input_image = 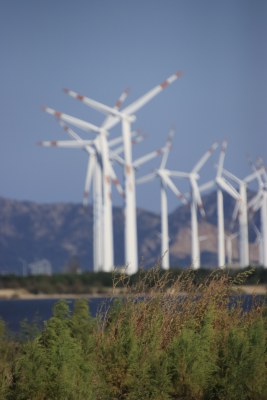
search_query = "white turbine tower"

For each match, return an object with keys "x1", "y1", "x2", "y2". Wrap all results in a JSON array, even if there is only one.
[
  {"x1": 61, "y1": 71, "x2": 183, "y2": 274},
  {"x1": 215, "y1": 141, "x2": 228, "y2": 268},
  {"x1": 136, "y1": 130, "x2": 188, "y2": 270},
  {"x1": 225, "y1": 232, "x2": 239, "y2": 266},
  {"x1": 251, "y1": 223, "x2": 264, "y2": 265},
  {"x1": 199, "y1": 141, "x2": 241, "y2": 268},
  {"x1": 248, "y1": 166, "x2": 267, "y2": 268},
  {"x1": 223, "y1": 168, "x2": 263, "y2": 267},
  {"x1": 170, "y1": 142, "x2": 218, "y2": 269}
]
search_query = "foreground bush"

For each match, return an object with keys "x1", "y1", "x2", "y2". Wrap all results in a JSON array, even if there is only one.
[{"x1": 0, "y1": 268, "x2": 266, "y2": 399}]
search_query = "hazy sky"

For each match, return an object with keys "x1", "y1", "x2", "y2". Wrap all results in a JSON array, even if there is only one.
[{"x1": 1, "y1": 0, "x2": 266, "y2": 213}]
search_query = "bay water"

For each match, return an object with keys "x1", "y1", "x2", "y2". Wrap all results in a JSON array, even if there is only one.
[{"x1": 0, "y1": 297, "x2": 110, "y2": 333}]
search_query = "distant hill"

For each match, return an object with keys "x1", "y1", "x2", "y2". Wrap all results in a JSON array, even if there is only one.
[{"x1": 0, "y1": 192, "x2": 260, "y2": 274}]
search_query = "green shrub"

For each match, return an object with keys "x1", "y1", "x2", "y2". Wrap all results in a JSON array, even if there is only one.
[{"x1": 0, "y1": 267, "x2": 266, "y2": 399}]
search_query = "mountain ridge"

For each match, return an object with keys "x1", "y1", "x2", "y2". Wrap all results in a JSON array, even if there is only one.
[{"x1": 0, "y1": 192, "x2": 260, "y2": 274}]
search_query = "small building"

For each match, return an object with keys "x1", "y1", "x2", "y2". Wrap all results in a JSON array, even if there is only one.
[{"x1": 28, "y1": 259, "x2": 52, "y2": 276}]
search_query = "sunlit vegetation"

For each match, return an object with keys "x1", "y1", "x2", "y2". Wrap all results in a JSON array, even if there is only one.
[{"x1": 0, "y1": 267, "x2": 266, "y2": 399}]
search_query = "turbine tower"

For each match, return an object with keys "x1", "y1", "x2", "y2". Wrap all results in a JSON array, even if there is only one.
[
  {"x1": 199, "y1": 141, "x2": 241, "y2": 268},
  {"x1": 170, "y1": 142, "x2": 218, "y2": 269},
  {"x1": 128, "y1": 129, "x2": 177, "y2": 269},
  {"x1": 223, "y1": 168, "x2": 263, "y2": 267},
  {"x1": 248, "y1": 165, "x2": 267, "y2": 268},
  {"x1": 136, "y1": 130, "x2": 187, "y2": 270},
  {"x1": 225, "y1": 232, "x2": 239, "y2": 266},
  {"x1": 251, "y1": 223, "x2": 263, "y2": 265}
]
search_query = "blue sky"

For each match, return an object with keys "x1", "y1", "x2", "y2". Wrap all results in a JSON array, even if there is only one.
[{"x1": 1, "y1": 0, "x2": 266, "y2": 213}]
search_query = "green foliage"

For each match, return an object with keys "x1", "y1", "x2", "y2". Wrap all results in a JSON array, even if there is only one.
[
  {"x1": 0, "y1": 268, "x2": 266, "y2": 399},
  {"x1": 168, "y1": 310, "x2": 217, "y2": 399},
  {"x1": 212, "y1": 318, "x2": 267, "y2": 400},
  {"x1": 12, "y1": 300, "x2": 95, "y2": 400},
  {"x1": 0, "y1": 320, "x2": 16, "y2": 400}
]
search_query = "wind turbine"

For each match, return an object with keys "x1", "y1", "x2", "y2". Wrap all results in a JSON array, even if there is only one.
[
  {"x1": 248, "y1": 164, "x2": 267, "y2": 268},
  {"x1": 61, "y1": 71, "x2": 183, "y2": 274},
  {"x1": 42, "y1": 89, "x2": 130, "y2": 273},
  {"x1": 251, "y1": 223, "x2": 263, "y2": 265},
  {"x1": 62, "y1": 122, "x2": 127, "y2": 271},
  {"x1": 44, "y1": 127, "x2": 170, "y2": 273},
  {"x1": 199, "y1": 141, "x2": 241, "y2": 268},
  {"x1": 136, "y1": 129, "x2": 187, "y2": 270},
  {"x1": 38, "y1": 126, "x2": 123, "y2": 272},
  {"x1": 39, "y1": 128, "x2": 145, "y2": 272},
  {"x1": 170, "y1": 142, "x2": 219, "y2": 269},
  {"x1": 222, "y1": 168, "x2": 263, "y2": 267}
]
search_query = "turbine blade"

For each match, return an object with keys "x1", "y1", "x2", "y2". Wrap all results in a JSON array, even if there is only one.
[
  {"x1": 191, "y1": 178, "x2": 205, "y2": 217},
  {"x1": 114, "y1": 88, "x2": 130, "y2": 110},
  {"x1": 83, "y1": 156, "x2": 96, "y2": 206},
  {"x1": 136, "y1": 172, "x2": 156, "y2": 185},
  {"x1": 248, "y1": 192, "x2": 262, "y2": 212},
  {"x1": 59, "y1": 121, "x2": 83, "y2": 141},
  {"x1": 108, "y1": 136, "x2": 123, "y2": 148},
  {"x1": 123, "y1": 71, "x2": 183, "y2": 116},
  {"x1": 216, "y1": 177, "x2": 240, "y2": 200},
  {"x1": 169, "y1": 170, "x2": 191, "y2": 178},
  {"x1": 244, "y1": 167, "x2": 265, "y2": 184},
  {"x1": 102, "y1": 88, "x2": 130, "y2": 128},
  {"x1": 109, "y1": 150, "x2": 125, "y2": 166},
  {"x1": 109, "y1": 165, "x2": 124, "y2": 197},
  {"x1": 37, "y1": 140, "x2": 59, "y2": 147},
  {"x1": 111, "y1": 144, "x2": 124, "y2": 156},
  {"x1": 163, "y1": 174, "x2": 187, "y2": 205},
  {"x1": 133, "y1": 144, "x2": 167, "y2": 169},
  {"x1": 64, "y1": 71, "x2": 182, "y2": 132},
  {"x1": 43, "y1": 106, "x2": 101, "y2": 134},
  {"x1": 216, "y1": 140, "x2": 228, "y2": 177},
  {"x1": 232, "y1": 200, "x2": 240, "y2": 222},
  {"x1": 131, "y1": 132, "x2": 146, "y2": 146},
  {"x1": 108, "y1": 129, "x2": 143, "y2": 148},
  {"x1": 63, "y1": 88, "x2": 129, "y2": 120},
  {"x1": 37, "y1": 140, "x2": 93, "y2": 148},
  {"x1": 192, "y1": 142, "x2": 219, "y2": 173},
  {"x1": 199, "y1": 179, "x2": 215, "y2": 193},
  {"x1": 160, "y1": 128, "x2": 175, "y2": 169},
  {"x1": 222, "y1": 168, "x2": 242, "y2": 185},
  {"x1": 247, "y1": 157, "x2": 265, "y2": 188}
]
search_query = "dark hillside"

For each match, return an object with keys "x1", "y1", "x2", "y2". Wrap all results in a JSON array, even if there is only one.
[{"x1": 0, "y1": 191, "x2": 261, "y2": 274}]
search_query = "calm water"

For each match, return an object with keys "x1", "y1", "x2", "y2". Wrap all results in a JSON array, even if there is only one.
[{"x1": 0, "y1": 297, "x2": 110, "y2": 333}]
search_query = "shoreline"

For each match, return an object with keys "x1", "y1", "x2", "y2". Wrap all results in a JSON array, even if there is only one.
[
  {"x1": 0, "y1": 288, "x2": 120, "y2": 300},
  {"x1": 0, "y1": 285, "x2": 266, "y2": 300}
]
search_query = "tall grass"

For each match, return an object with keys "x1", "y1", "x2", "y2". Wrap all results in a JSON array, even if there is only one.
[
  {"x1": 0, "y1": 267, "x2": 266, "y2": 399},
  {"x1": 95, "y1": 267, "x2": 267, "y2": 399}
]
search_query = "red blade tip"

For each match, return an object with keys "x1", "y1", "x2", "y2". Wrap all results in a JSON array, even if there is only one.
[{"x1": 175, "y1": 71, "x2": 183, "y2": 77}]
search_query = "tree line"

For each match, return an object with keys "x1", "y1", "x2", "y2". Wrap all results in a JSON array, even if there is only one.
[{"x1": 0, "y1": 266, "x2": 267, "y2": 295}]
